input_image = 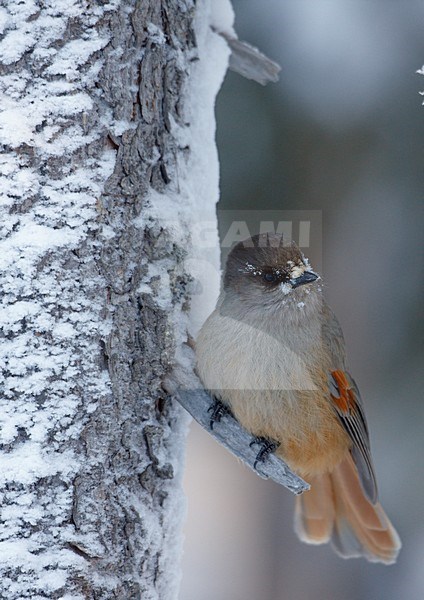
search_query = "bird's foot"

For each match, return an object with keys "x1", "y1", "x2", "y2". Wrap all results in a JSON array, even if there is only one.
[
  {"x1": 250, "y1": 436, "x2": 280, "y2": 469},
  {"x1": 207, "y1": 397, "x2": 232, "y2": 430}
]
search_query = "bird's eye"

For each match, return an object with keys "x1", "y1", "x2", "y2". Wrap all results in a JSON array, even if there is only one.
[{"x1": 263, "y1": 272, "x2": 277, "y2": 283}]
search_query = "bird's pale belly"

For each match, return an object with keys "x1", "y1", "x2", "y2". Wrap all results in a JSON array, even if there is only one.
[{"x1": 196, "y1": 311, "x2": 351, "y2": 476}]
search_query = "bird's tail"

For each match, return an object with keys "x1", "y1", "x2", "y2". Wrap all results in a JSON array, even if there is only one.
[{"x1": 294, "y1": 455, "x2": 401, "y2": 564}]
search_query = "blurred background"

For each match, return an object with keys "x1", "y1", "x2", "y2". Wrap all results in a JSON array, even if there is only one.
[{"x1": 181, "y1": 1, "x2": 424, "y2": 599}]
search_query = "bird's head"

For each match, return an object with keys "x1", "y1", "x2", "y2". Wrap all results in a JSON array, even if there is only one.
[{"x1": 222, "y1": 233, "x2": 321, "y2": 316}]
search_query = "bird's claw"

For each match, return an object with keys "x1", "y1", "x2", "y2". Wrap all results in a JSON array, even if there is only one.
[
  {"x1": 250, "y1": 436, "x2": 280, "y2": 469},
  {"x1": 207, "y1": 398, "x2": 232, "y2": 430}
]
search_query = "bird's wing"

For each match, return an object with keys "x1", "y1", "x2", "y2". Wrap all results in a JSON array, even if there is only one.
[
  {"x1": 322, "y1": 302, "x2": 378, "y2": 504},
  {"x1": 328, "y1": 370, "x2": 378, "y2": 504}
]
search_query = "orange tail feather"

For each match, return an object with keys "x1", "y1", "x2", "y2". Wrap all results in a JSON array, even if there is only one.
[{"x1": 294, "y1": 456, "x2": 401, "y2": 564}]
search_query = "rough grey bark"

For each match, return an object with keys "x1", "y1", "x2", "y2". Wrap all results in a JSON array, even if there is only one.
[
  {"x1": 93, "y1": 4, "x2": 195, "y2": 597},
  {"x1": 0, "y1": 1, "x2": 210, "y2": 598}
]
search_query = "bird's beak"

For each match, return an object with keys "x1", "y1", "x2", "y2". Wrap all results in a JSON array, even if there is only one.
[{"x1": 290, "y1": 271, "x2": 319, "y2": 288}]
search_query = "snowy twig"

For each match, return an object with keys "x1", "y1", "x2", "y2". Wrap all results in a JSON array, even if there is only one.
[
  {"x1": 215, "y1": 29, "x2": 281, "y2": 85},
  {"x1": 166, "y1": 370, "x2": 309, "y2": 495}
]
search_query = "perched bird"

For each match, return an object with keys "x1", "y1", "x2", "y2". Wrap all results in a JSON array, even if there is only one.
[{"x1": 196, "y1": 233, "x2": 401, "y2": 564}]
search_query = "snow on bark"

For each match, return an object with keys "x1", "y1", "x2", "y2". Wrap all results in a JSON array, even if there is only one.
[{"x1": 0, "y1": 0, "x2": 230, "y2": 598}]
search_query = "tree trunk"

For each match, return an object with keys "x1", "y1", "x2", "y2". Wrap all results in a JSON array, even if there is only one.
[{"x1": 0, "y1": 1, "x2": 230, "y2": 597}]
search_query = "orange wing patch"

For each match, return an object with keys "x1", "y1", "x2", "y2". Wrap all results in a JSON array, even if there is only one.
[{"x1": 330, "y1": 370, "x2": 357, "y2": 414}]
